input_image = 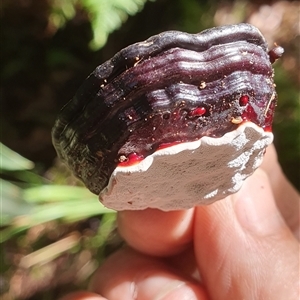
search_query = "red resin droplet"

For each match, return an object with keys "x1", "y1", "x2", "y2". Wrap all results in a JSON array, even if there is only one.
[
  {"x1": 262, "y1": 125, "x2": 272, "y2": 132},
  {"x1": 189, "y1": 107, "x2": 206, "y2": 117},
  {"x1": 118, "y1": 153, "x2": 144, "y2": 167},
  {"x1": 239, "y1": 95, "x2": 249, "y2": 106},
  {"x1": 241, "y1": 104, "x2": 257, "y2": 122}
]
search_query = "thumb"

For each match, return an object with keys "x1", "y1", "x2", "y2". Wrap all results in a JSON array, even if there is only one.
[{"x1": 194, "y1": 169, "x2": 299, "y2": 300}]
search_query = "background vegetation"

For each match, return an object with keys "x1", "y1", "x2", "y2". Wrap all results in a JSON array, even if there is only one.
[{"x1": 1, "y1": 0, "x2": 299, "y2": 299}]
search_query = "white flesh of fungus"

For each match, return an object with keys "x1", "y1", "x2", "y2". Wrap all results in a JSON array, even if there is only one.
[{"x1": 100, "y1": 122, "x2": 273, "y2": 211}]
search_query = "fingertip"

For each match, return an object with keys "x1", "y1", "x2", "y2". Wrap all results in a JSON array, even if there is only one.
[
  {"x1": 117, "y1": 208, "x2": 194, "y2": 256},
  {"x1": 90, "y1": 247, "x2": 208, "y2": 300}
]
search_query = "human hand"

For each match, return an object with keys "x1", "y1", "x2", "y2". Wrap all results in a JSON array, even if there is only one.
[{"x1": 61, "y1": 144, "x2": 300, "y2": 300}]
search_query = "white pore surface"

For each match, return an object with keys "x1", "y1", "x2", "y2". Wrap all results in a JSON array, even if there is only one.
[{"x1": 99, "y1": 122, "x2": 273, "y2": 211}]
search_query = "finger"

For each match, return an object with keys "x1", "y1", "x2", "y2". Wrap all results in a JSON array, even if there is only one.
[
  {"x1": 59, "y1": 291, "x2": 106, "y2": 300},
  {"x1": 117, "y1": 208, "x2": 194, "y2": 256},
  {"x1": 90, "y1": 247, "x2": 208, "y2": 300},
  {"x1": 261, "y1": 144, "x2": 300, "y2": 238},
  {"x1": 194, "y1": 168, "x2": 299, "y2": 300}
]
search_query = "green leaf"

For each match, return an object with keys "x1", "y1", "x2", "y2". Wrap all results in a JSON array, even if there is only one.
[
  {"x1": 1, "y1": 198, "x2": 114, "y2": 242},
  {"x1": 0, "y1": 143, "x2": 34, "y2": 171},
  {"x1": 81, "y1": 0, "x2": 150, "y2": 50},
  {"x1": 23, "y1": 185, "x2": 97, "y2": 203},
  {"x1": 0, "y1": 179, "x2": 33, "y2": 226},
  {"x1": 27, "y1": 198, "x2": 113, "y2": 224},
  {"x1": 49, "y1": 0, "x2": 78, "y2": 29}
]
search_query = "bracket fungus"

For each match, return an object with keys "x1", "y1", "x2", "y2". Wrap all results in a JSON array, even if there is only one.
[{"x1": 52, "y1": 23, "x2": 283, "y2": 211}]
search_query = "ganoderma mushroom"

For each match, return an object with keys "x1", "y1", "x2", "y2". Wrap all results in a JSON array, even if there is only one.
[{"x1": 52, "y1": 23, "x2": 283, "y2": 211}]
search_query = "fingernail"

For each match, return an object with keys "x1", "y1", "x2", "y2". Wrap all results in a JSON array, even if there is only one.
[
  {"x1": 137, "y1": 275, "x2": 199, "y2": 300},
  {"x1": 157, "y1": 282, "x2": 201, "y2": 300},
  {"x1": 234, "y1": 169, "x2": 286, "y2": 236}
]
